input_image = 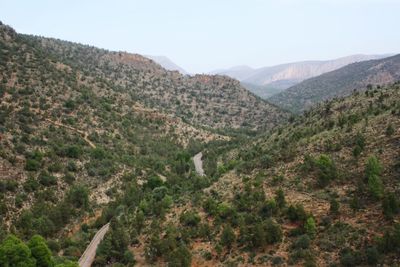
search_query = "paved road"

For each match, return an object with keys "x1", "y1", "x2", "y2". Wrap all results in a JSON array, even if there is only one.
[
  {"x1": 193, "y1": 152, "x2": 205, "y2": 176},
  {"x1": 78, "y1": 223, "x2": 110, "y2": 267}
]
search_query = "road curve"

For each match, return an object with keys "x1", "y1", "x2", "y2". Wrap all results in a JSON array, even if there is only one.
[
  {"x1": 193, "y1": 152, "x2": 205, "y2": 176},
  {"x1": 78, "y1": 223, "x2": 110, "y2": 267}
]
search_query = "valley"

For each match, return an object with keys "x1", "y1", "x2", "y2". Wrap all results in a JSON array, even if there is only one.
[{"x1": 0, "y1": 18, "x2": 399, "y2": 267}]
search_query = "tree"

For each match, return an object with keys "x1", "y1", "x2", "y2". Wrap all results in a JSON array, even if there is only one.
[
  {"x1": 365, "y1": 156, "x2": 384, "y2": 199},
  {"x1": 55, "y1": 261, "x2": 79, "y2": 267},
  {"x1": 67, "y1": 185, "x2": 89, "y2": 209},
  {"x1": 259, "y1": 199, "x2": 277, "y2": 218},
  {"x1": 287, "y1": 204, "x2": 307, "y2": 223},
  {"x1": 264, "y1": 219, "x2": 282, "y2": 244},
  {"x1": 28, "y1": 235, "x2": 54, "y2": 267},
  {"x1": 329, "y1": 198, "x2": 340, "y2": 216},
  {"x1": 0, "y1": 235, "x2": 36, "y2": 266},
  {"x1": 382, "y1": 193, "x2": 400, "y2": 219},
  {"x1": 180, "y1": 211, "x2": 201, "y2": 227},
  {"x1": 167, "y1": 244, "x2": 192, "y2": 267},
  {"x1": 305, "y1": 217, "x2": 317, "y2": 238},
  {"x1": 220, "y1": 225, "x2": 235, "y2": 248},
  {"x1": 315, "y1": 155, "x2": 337, "y2": 187},
  {"x1": 275, "y1": 188, "x2": 286, "y2": 209}
]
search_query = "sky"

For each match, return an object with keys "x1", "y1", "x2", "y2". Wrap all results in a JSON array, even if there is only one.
[{"x1": 0, "y1": 0, "x2": 399, "y2": 73}]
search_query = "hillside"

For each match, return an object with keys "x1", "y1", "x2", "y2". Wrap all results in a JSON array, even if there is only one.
[
  {"x1": 1, "y1": 19, "x2": 400, "y2": 267},
  {"x1": 3, "y1": 26, "x2": 286, "y2": 130},
  {"x1": 269, "y1": 54, "x2": 400, "y2": 113},
  {"x1": 0, "y1": 21, "x2": 233, "y2": 265},
  {"x1": 196, "y1": 83, "x2": 400, "y2": 266}
]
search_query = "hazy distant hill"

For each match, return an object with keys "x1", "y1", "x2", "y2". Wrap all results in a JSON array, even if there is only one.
[
  {"x1": 146, "y1": 55, "x2": 188, "y2": 74},
  {"x1": 213, "y1": 54, "x2": 392, "y2": 98},
  {"x1": 269, "y1": 54, "x2": 400, "y2": 113},
  {"x1": 210, "y1": 65, "x2": 255, "y2": 81}
]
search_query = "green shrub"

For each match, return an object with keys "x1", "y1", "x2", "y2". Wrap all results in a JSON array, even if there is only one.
[
  {"x1": 365, "y1": 156, "x2": 384, "y2": 199},
  {"x1": 305, "y1": 217, "x2": 317, "y2": 238},
  {"x1": 38, "y1": 172, "x2": 57, "y2": 186},
  {"x1": 180, "y1": 211, "x2": 201, "y2": 227},
  {"x1": 287, "y1": 204, "x2": 307, "y2": 223},
  {"x1": 220, "y1": 225, "x2": 235, "y2": 248},
  {"x1": 382, "y1": 193, "x2": 400, "y2": 219},
  {"x1": 314, "y1": 155, "x2": 337, "y2": 187},
  {"x1": 292, "y1": 235, "x2": 311, "y2": 249},
  {"x1": 25, "y1": 159, "x2": 41, "y2": 171}
]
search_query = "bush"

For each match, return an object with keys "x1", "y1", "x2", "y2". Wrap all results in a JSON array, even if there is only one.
[
  {"x1": 275, "y1": 188, "x2": 286, "y2": 209},
  {"x1": 382, "y1": 193, "x2": 400, "y2": 219},
  {"x1": 304, "y1": 217, "x2": 317, "y2": 238},
  {"x1": 292, "y1": 235, "x2": 311, "y2": 249},
  {"x1": 259, "y1": 199, "x2": 277, "y2": 218},
  {"x1": 25, "y1": 159, "x2": 41, "y2": 171},
  {"x1": 220, "y1": 225, "x2": 235, "y2": 248},
  {"x1": 329, "y1": 198, "x2": 340, "y2": 216},
  {"x1": 378, "y1": 224, "x2": 400, "y2": 253},
  {"x1": 38, "y1": 172, "x2": 57, "y2": 186},
  {"x1": 180, "y1": 211, "x2": 201, "y2": 227},
  {"x1": 287, "y1": 204, "x2": 307, "y2": 223},
  {"x1": 339, "y1": 247, "x2": 363, "y2": 267},
  {"x1": 365, "y1": 156, "x2": 384, "y2": 199},
  {"x1": 365, "y1": 246, "x2": 379, "y2": 265},
  {"x1": 64, "y1": 145, "x2": 82, "y2": 158},
  {"x1": 66, "y1": 185, "x2": 89, "y2": 209},
  {"x1": 314, "y1": 155, "x2": 337, "y2": 187},
  {"x1": 265, "y1": 219, "x2": 282, "y2": 244}
]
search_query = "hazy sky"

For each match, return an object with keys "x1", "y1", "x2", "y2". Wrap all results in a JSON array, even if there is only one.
[{"x1": 0, "y1": 0, "x2": 399, "y2": 73}]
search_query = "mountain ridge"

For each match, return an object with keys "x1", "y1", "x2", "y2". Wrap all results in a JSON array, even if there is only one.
[
  {"x1": 212, "y1": 54, "x2": 393, "y2": 98},
  {"x1": 269, "y1": 54, "x2": 400, "y2": 113}
]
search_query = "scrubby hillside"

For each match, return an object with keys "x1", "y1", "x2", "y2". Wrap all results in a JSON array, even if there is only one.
[
  {"x1": 199, "y1": 83, "x2": 400, "y2": 266},
  {"x1": 0, "y1": 21, "x2": 230, "y2": 265},
  {"x1": 1, "y1": 19, "x2": 400, "y2": 267},
  {"x1": 11, "y1": 26, "x2": 286, "y2": 130},
  {"x1": 269, "y1": 54, "x2": 400, "y2": 113}
]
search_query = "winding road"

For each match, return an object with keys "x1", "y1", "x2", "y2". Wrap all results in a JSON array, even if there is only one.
[
  {"x1": 78, "y1": 223, "x2": 110, "y2": 267},
  {"x1": 193, "y1": 152, "x2": 205, "y2": 176}
]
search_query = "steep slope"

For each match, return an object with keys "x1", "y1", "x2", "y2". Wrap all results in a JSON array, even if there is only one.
[
  {"x1": 145, "y1": 55, "x2": 188, "y2": 74},
  {"x1": 0, "y1": 21, "x2": 230, "y2": 264},
  {"x1": 196, "y1": 83, "x2": 400, "y2": 266},
  {"x1": 269, "y1": 54, "x2": 400, "y2": 113},
  {"x1": 25, "y1": 34, "x2": 287, "y2": 130}
]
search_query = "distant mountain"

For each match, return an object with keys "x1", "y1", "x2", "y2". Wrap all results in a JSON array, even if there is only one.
[
  {"x1": 213, "y1": 54, "x2": 392, "y2": 98},
  {"x1": 269, "y1": 54, "x2": 400, "y2": 113},
  {"x1": 146, "y1": 55, "x2": 188, "y2": 74},
  {"x1": 210, "y1": 65, "x2": 255, "y2": 81}
]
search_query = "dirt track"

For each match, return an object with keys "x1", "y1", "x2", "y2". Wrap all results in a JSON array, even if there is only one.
[
  {"x1": 78, "y1": 223, "x2": 110, "y2": 267},
  {"x1": 193, "y1": 152, "x2": 205, "y2": 176}
]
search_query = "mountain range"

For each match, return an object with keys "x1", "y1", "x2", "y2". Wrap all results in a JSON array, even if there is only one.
[
  {"x1": 212, "y1": 54, "x2": 392, "y2": 98},
  {"x1": 269, "y1": 54, "x2": 400, "y2": 113}
]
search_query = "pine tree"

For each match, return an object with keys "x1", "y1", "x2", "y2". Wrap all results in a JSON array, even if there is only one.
[{"x1": 220, "y1": 225, "x2": 235, "y2": 248}]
